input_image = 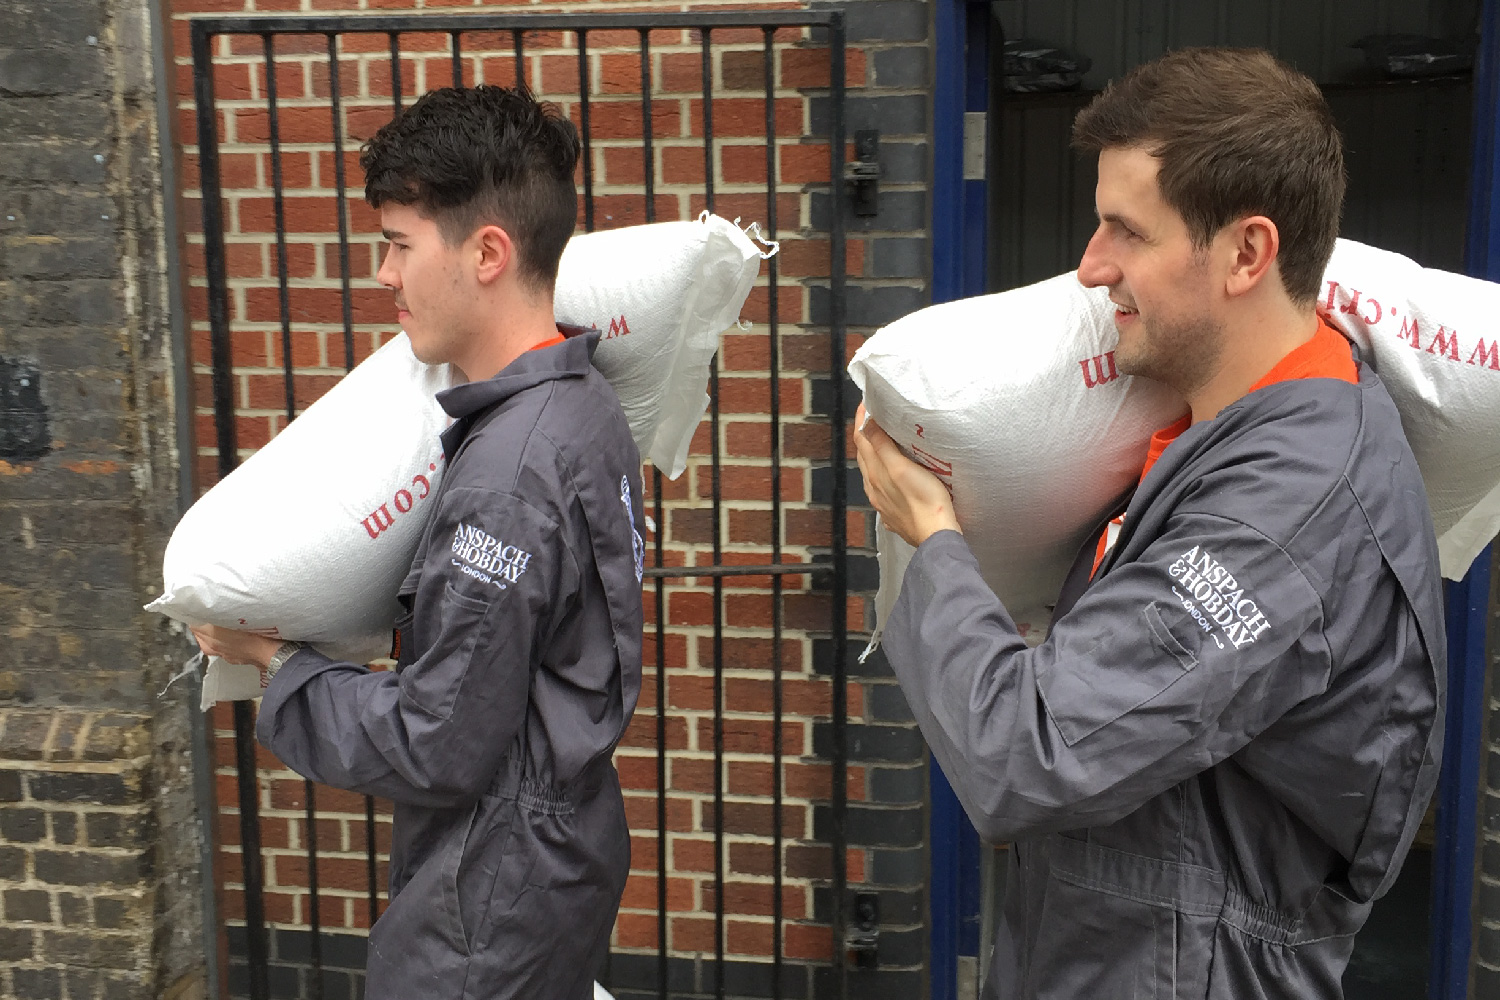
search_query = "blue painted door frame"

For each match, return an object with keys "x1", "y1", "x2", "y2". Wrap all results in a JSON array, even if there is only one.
[
  {"x1": 927, "y1": 3, "x2": 1500, "y2": 998},
  {"x1": 1430, "y1": 3, "x2": 1500, "y2": 997}
]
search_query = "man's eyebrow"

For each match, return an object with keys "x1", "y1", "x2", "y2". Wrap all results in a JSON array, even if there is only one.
[
  {"x1": 1098, "y1": 211, "x2": 1144, "y2": 232},
  {"x1": 381, "y1": 229, "x2": 406, "y2": 241}
]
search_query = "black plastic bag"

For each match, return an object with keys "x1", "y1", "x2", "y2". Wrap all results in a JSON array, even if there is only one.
[
  {"x1": 1349, "y1": 34, "x2": 1474, "y2": 79},
  {"x1": 1002, "y1": 39, "x2": 1092, "y2": 93}
]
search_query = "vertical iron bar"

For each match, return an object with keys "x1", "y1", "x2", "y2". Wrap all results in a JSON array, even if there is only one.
[
  {"x1": 232, "y1": 703, "x2": 269, "y2": 1000},
  {"x1": 264, "y1": 33, "x2": 324, "y2": 994},
  {"x1": 194, "y1": 24, "x2": 267, "y2": 1000},
  {"x1": 699, "y1": 27, "x2": 726, "y2": 1000},
  {"x1": 450, "y1": 31, "x2": 462, "y2": 87},
  {"x1": 303, "y1": 778, "x2": 324, "y2": 1000},
  {"x1": 326, "y1": 34, "x2": 356, "y2": 371},
  {"x1": 263, "y1": 34, "x2": 296, "y2": 425},
  {"x1": 366, "y1": 796, "x2": 379, "y2": 927},
  {"x1": 828, "y1": 17, "x2": 850, "y2": 1000},
  {"x1": 640, "y1": 30, "x2": 654, "y2": 224},
  {"x1": 389, "y1": 33, "x2": 402, "y2": 114},
  {"x1": 763, "y1": 28, "x2": 784, "y2": 999},
  {"x1": 578, "y1": 31, "x2": 594, "y2": 233},
  {"x1": 641, "y1": 30, "x2": 666, "y2": 1000},
  {"x1": 514, "y1": 29, "x2": 526, "y2": 87},
  {"x1": 654, "y1": 472, "x2": 667, "y2": 1000}
]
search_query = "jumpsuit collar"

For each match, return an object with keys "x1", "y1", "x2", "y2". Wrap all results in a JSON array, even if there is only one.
[
  {"x1": 436, "y1": 325, "x2": 599, "y2": 421},
  {"x1": 435, "y1": 326, "x2": 599, "y2": 457}
]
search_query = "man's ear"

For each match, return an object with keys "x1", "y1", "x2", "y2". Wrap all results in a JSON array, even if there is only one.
[
  {"x1": 1223, "y1": 215, "x2": 1280, "y2": 299},
  {"x1": 473, "y1": 224, "x2": 514, "y2": 285}
]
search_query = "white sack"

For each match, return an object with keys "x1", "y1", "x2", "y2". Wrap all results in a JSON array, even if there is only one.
[
  {"x1": 558, "y1": 213, "x2": 770, "y2": 479},
  {"x1": 152, "y1": 215, "x2": 769, "y2": 704},
  {"x1": 1321, "y1": 239, "x2": 1500, "y2": 577},
  {"x1": 150, "y1": 332, "x2": 454, "y2": 667},
  {"x1": 851, "y1": 241, "x2": 1500, "y2": 649},
  {"x1": 849, "y1": 274, "x2": 1186, "y2": 648}
]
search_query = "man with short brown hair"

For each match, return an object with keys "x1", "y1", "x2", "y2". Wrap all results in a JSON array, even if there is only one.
[{"x1": 856, "y1": 48, "x2": 1444, "y2": 998}]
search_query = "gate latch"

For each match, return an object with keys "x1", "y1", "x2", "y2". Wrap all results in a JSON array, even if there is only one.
[
  {"x1": 844, "y1": 129, "x2": 880, "y2": 216},
  {"x1": 845, "y1": 891, "x2": 880, "y2": 968}
]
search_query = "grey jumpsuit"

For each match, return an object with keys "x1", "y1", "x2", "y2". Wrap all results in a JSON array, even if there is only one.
[
  {"x1": 258, "y1": 332, "x2": 645, "y2": 1000},
  {"x1": 882, "y1": 363, "x2": 1446, "y2": 999}
]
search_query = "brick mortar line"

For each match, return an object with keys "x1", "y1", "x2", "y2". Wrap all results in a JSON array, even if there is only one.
[{"x1": 0, "y1": 758, "x2": 153, "y2": 774}]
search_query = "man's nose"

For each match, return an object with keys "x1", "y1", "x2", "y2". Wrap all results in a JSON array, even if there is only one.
[
  {"x1": 376, "y1": 247, "x2": 399, "y2": 290},
  {"x1": 1076, "y1": 227, "x2": 1119, "y2": 289}
]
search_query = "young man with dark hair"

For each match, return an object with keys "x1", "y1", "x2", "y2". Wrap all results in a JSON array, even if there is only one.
[
  {"x1": 192, "y1": 85, "x2": 644, "y2": 999},
  {"x1": 856, "y1": 48, "x2": 1444, "y2": 998}
]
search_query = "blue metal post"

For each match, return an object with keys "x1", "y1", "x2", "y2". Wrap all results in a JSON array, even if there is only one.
[
  {"x1": 931, "y1": 2, "x2": 992, "y2": 997},
  {"x1": 1428, "y1": 2, "x2": 1499, "y2": 996}
]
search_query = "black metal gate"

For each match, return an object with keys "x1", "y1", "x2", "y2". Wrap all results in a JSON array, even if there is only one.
[{"x1": 188, "y1": 10, "x2": 851, "y2": 1000}]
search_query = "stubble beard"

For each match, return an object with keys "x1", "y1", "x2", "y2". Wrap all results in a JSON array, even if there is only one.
[{"x1": 1115, "y1": 309, "x2": 1224, "y2": 399}]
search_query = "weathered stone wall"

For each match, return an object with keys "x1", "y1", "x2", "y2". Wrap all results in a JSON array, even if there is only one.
[{"x1": 0, "y1": 0, "x2": 206, "y2": 997}]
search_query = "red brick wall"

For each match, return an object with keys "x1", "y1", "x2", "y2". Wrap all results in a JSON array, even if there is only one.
[{"x1": 168, "y1": 0, "x2": 894, "y2": 982}]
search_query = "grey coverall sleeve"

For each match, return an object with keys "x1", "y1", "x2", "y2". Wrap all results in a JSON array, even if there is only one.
[
  {"x1": 257, "y1": 485, "x2": 578, "y2": 808},
  {"x1": 884, "y1": 512, "x2": 1331, "y2": 843}
]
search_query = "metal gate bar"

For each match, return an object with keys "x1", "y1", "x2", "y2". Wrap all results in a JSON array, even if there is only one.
[{"x1": 190, "y1": 11, "x2": 849, "y2": 999}]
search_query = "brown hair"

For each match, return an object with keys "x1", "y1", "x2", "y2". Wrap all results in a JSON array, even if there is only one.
[{"x1": 1071, "y1": 47, "x2": 1344, "y2": 305}]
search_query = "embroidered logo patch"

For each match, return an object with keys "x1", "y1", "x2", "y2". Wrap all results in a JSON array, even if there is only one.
[
  {"x1": 1165, "y1": 544, "x2": 1273, "y2": 650},
  {"x1": 450, "y1": 522, "x2": 531, "y2": 591},
  {"x1": 621, "y1": 475, "x2": 645, "y2": 582}
]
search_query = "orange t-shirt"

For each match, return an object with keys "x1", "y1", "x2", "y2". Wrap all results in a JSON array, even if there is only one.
[
  {"x1": 531, "y1": 332, "x2": 568, "y2": 352},
  {"x1": 1090, "y1": 314, "x2": 1357, "y2": 576}
]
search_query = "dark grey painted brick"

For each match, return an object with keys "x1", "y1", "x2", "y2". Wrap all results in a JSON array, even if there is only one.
[
  {"x1": 811, "y1": 189, "x2": 926, "y2": 233},
  {"x1": 0, "y1": 142, "x2": 108, "y2": 184},
  {"x1": 873, "y1": 45, "x2": 929, "y2": 88},
  {"x1": 866, "y1": 685, "x2": 917, "y2": 725},
  {"x1": 0, "y1": 770, "x2": 22, "y2": 801},
  {"x1": 869, "y1": 763, "x2": 926, "y2": 804},
  {"x1": 0, "y1": 95, "x2": 112, "y2": 142},
  {"x1": 815, "y1": 721, "x2": 925, "y2": 764},
  {"x1": 813, "y1": 637, "x2": 895, "y2": 679},
  {"x1": 816, "y1": 802, "x2": 926, "y2": 848},
  {"x1": 274, "y1": 928, "x2": 368, "y2": 971},
  {"x1": 810, "y1": 464, "x2": 867, "y2": 507},
  {"x1": 869, "y1": 846, "x2": 927, "y2": 885},
  {"x1": 876, "y1": 141, "x2": 928, "y2": 184},
  {"x1": 27, "y1": 770, "x2": 135, "y2": 805},
  {"x1": 11, "y1": 967, "x2": 62, "y2": 1000},
  {"x1": 0, "y1": 926, "x2": 34, "y2": 961},
  {"x1": 873, "y1": 923, "x2": 927, "y2": 966},
  {"x1": 1485, "y1": 840, "x2": 1500, "y2": 879},
  {"x1": 4, "y1": 888, "x2": 51, "y2": 923},
  {"x1": 602, "y1": 951, "x2": 696, "y2": 994},
  {"x1": 815, "y1": 966, "x2": 925, "y2": 997},
  {"x1": 812, "y1": 94, "x2": 927, "y2": 137},
  {"x1": 0, "y1": 48, "x2": 106, "y2": 97},
  {"x1": 870, "y1": 237, "x2": 927, "y2": 278},
  {"x1": 22, "y1": 0, "x2": 107, "y2": 49},
  {"x1": 94, "y1": 896, "x2": 128, "y2": 929},
  {"x1": 0, "y1": 806, "x2": 46, "y2": 843},
  {"x1": 813, "y1": 885, "x2": 923, "y2": 926},
  {"x1": 810, "y1": 283, "x2": 926, "y2": 328},
  {"x1": 42, "y1": 928, "x2": 137, "y2": 967},
  {"x1": 98, "y1": 973, "x2": 151, "y2": 1000},
  {"x1": 33, "y1": 849, "x2": 147, "y2": 886},
  {"x1": 1474, "y1": 964, "x2": 1500, "y2": 1000},
  {"x1": 58, "y1": 891, "x2": 87, "y2": 925},
  {"x1": 809, "y1": 374, "x2": 862, "y2": 419},
  {"x1": 840, "y1": 0, "x2": 929, "y2": 43},
  {"x1": 50, "y1": 810, "x2": 77, "y2": 845},
  {"x1": 1479, "y1": 923, "x2": 1500, "y2": 964},
  {"x1": 720, "y1": 958, "x2": 811, "y2": 999},
  {"x1": 811, "y1": 552, "x2": 880, "y2": 594}
]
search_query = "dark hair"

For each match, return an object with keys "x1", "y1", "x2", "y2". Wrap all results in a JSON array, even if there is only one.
[
  {"x1": 360, "y1": 85, "x2": 580, "y2": 292},
  {"x1": 1072, "y1": 48, "x2": 1344, "y2": 305}
]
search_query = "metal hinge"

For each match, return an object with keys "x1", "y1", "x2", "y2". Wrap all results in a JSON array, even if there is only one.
[
  {"x1": 845, "y1": 891, "x2": 880, "y2": 968},
  {"x1": 844, "y1": 129, "x2": 881, "y2": 216},
  {"x1": 963, "y1": 111, "x2": 987, "y2": 181}
]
